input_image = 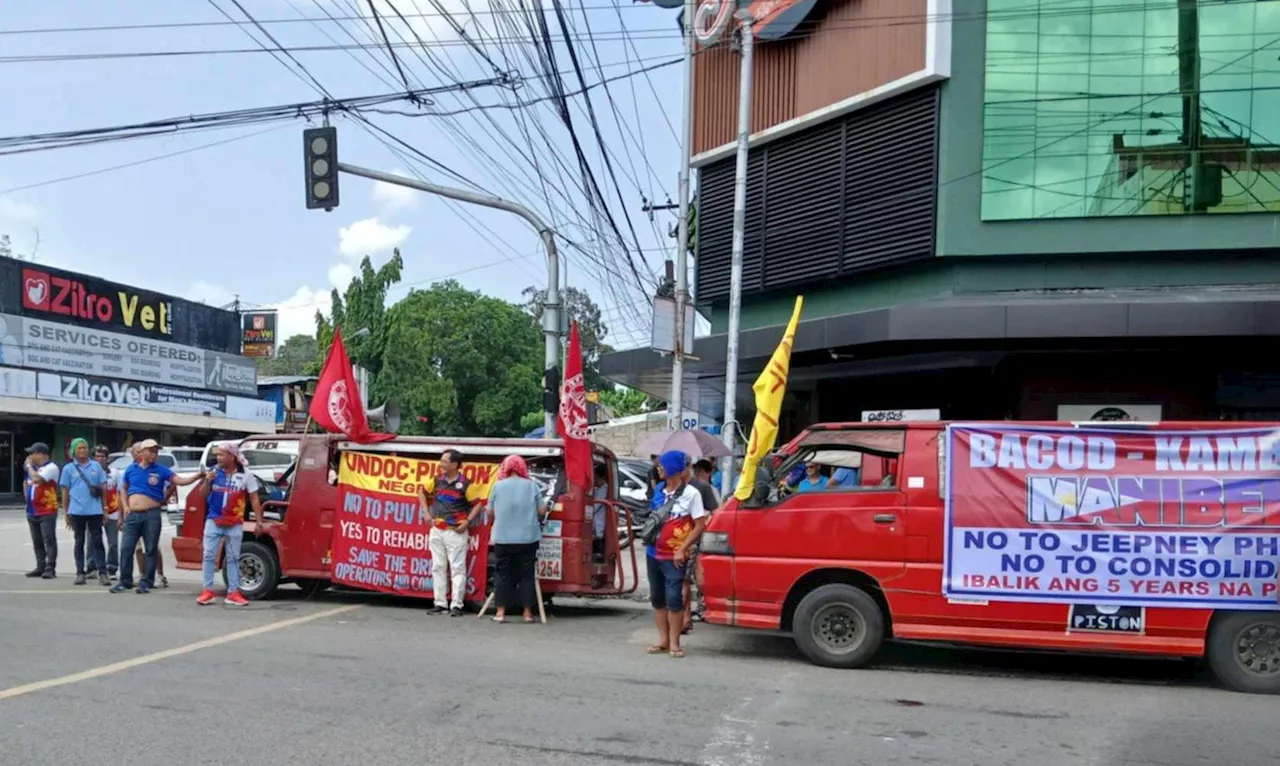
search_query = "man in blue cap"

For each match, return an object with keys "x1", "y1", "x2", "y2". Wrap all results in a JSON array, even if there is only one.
[{"x1": 644, "y1": 450, "x2": 708, "y2": 659}]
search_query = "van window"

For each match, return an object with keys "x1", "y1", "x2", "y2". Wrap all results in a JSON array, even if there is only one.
[{"x1": 772, "y1": 429, "x2": 907, "y2": 501}]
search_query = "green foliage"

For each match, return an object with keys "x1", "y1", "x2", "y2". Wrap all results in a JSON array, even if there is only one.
[
  {"x1": 313, "y1": 250, "x2": 404, "y2": 376},
  {"x1": 521, "y1": 284, "x2": 612, "y2": 392},
  {"x1": 256, "y1": 334, "x2": 319, "y2": 377},
  {"x1": 519, "y1": 411, "x2": 544, "y2": 433},
  {"x1": 0, "y1": 234, "x2": 11, "y2": 260},
  {"x1": 379, "y1": 280, "x2": 542, "y2": 437},
  {"x1": 598, "y1": 386, "x2": 657, "y2": 418}
]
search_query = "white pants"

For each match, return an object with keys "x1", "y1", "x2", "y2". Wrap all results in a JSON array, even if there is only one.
[{"x1": 429, "y1": 527, "x2": 469, "y2": 610}]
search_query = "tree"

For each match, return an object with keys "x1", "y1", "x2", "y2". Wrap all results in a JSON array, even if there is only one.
[
  {"x1": 256, "y1": 334, "x2": 319, "y2": 377},
  {"x1": 598, "y1": 386, "x2": 656, "y2": 418},
  {"x1": 522, "y1": 285, "x2": 612, "y2": 393},
  {"x1": 379, "y1": 280, "x2": 542, "y2": 437},
  {"x1": 0, "y1": 234, "x2": 10, "y2": 260},
  {"x1": 312, "y1": 250, "x2": 404, "y2": 376}
]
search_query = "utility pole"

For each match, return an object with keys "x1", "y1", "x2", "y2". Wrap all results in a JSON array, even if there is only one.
[
  {"x1": 719, "y1": 7, "x2": 754, "y2": 499},
  {"x1": 670, "y1": 0, "x2": 697, "y2": 433},
  {"x1": 334, "y1": 163, "x2": 562, "y2": 438}
]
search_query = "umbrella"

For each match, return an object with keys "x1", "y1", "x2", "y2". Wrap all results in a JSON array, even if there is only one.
[{"x1": 635, "y1": 428, "x2": 731, "y2": 459}]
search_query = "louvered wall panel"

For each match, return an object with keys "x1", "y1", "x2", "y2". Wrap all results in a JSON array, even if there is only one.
[{"x1": 695, "y1": 86, "x2": 939, "y2": 303}]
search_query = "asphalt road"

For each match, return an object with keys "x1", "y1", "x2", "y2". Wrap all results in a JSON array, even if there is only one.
[{"x1": 0, "y1": 512, "x2": 1274, "y2": 766}]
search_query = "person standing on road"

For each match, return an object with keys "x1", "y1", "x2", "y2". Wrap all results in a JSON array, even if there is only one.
[
  {"x1": 23, "y1": 442, "x2": 60, "y2": 579},
  {"x1": 645, "y1": 450, "x2": 708, "y2": 659},
  {"x1": 95, "y1": 445, "x2": 122, "y2": 580},
  {"x1": 196, "y1": 442, "x2": 261, "y2": 607},
  {"x1": 111, "y1": 439, "x2": 202, "y2": 595},
  {"x1": 419, "y1": 448, "x2": 482, "y2": 616},
  {"x1": 60, "y1": 438, "x2": 108, "y2": 586},
  {"x1": 487, "y1": 454, "x2": 547, "y2": 624},
  {"x1": 684, "y1": 459, "x2": 721, "y2": 631},
  {"x1": 116, "y1": 444, "x2": 169, "y2": 587}
]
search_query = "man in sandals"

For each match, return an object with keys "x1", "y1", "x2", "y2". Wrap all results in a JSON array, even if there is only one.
[{"x1": 645, "y1": 450, "x2": 708, "y2": 659}]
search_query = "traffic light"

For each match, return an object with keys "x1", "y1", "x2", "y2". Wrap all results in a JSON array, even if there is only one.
[
  {"x1": 543, "y1": 366, "x2": 560, "y2": 414},
  {"x1": 304, "y1": 126, "x2": 339, "y2": 211}
]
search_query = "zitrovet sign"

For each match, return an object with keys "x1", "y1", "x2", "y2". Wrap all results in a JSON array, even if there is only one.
[{"x1": 0, "y1": 255, "x2": 240, "y2": 353}]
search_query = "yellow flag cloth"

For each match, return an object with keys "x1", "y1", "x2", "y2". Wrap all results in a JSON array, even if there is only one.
[{"x1": 734, "y1": 296, "x2": 804, "y2": 501}]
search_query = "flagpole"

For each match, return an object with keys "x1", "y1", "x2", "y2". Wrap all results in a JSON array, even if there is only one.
[{"x1": 720, "y1": 6, "x2": 754, "y2": 499}]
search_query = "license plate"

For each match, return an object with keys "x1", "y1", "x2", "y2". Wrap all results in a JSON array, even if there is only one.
[{"x1": 1068, "y1": 604, "x2": 1145, "y2": 634}]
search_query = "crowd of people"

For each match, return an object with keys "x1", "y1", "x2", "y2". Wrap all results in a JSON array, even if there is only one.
[
  {"x1": 21, "y1": 438, "x2": 263, "y2": 607},
  {"x1": 23, "y1": 437, "x2": 721, "y2": 654}
]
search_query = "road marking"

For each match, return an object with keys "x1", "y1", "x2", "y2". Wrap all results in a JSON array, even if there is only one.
[
  {"x1": 0, "y1": 603, "x2": 362, "y2": 701},
  {"x1": 700, "y1": 696, "x2": 768, "y2": 766}
]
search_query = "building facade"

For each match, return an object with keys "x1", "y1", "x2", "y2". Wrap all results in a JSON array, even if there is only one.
[
  {"x1": 0, "y1": 256, "x2": 275, "y2": 494},
  {"x1": 602, "y1": 0, "x2": 1280, "y2": 437}
]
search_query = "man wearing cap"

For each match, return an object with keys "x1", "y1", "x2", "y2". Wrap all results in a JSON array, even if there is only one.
[
  {"x1": 196, "y1": 441, "x2": 263, "y2": 607},
  {"x1": 112, "y1": 439, "x2": 203, "y2": 594},
  {"x1": 23, "y1": 442, "x2": 60, "y2": 579},
  {"x1": 60, "y1": 437, "x2": 108, "y2": 586}
]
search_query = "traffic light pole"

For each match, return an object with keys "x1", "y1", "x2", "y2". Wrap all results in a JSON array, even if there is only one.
[{"x1": 336, "y1": 162, "x2": 562, "y2": 438}]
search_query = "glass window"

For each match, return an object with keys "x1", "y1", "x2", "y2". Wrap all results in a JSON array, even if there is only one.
[{"x1": 981, "y1": 0, "x2": 1280, "y2": 220}]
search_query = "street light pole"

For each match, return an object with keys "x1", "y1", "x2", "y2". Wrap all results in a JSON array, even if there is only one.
[
  {"x1": 669, "y1": 0, "x2": 696, "y2": 432},
  {"x1": 336, "y1": 162, "x2": 562, "y2": 437},
  {"x1": 720, "y1": 8, "x2": 754, "y2": 499}
]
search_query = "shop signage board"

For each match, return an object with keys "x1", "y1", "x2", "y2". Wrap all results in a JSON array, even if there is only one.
[
  {"x1": 0, "y1": 255, "x2": 240, "y2": 353},
  {"x1": 33, "y1": 370, "x2": 275, "y2": 422},
  {"x1": 0, "y1": 313, "x2": 257, "y2": 396},
  {"x1": 241, "y1": 310, "x2": 278, "y2": 357}
]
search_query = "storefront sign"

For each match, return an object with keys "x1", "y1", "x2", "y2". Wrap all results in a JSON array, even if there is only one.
[
  {"x1": 2, "y1": 313, "x2": 257, "y2": 395},
  {"x1": 241, "y1": 311, "x2": 278, "y2": 357},
  {"x1": 0, "y1": 255, "x2": 241, "y2": 353},
  {"x1": 944, "y1": 424, "x2": 1280, "y2": 611},
  {"x1": 330, "y1": 451, "x2": 492, "y2": 601},
  {"x1": 692, "y1": 0, "x2": 822, "y2": 45},
  {"x1": 35, "y1": 370, "x2": 275, "y2": 422}
]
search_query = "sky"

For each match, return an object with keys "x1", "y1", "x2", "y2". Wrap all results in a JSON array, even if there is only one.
[{"x1": 0, "y1": 0, "x2": 691, "y2": 349}]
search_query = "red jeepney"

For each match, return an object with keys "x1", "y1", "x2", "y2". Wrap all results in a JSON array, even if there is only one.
[
  {"x1": 173, "y1": 434, "x2": 638, "y2": 603},
  {"x1": 699, "y1": 420, "x2": 1280, "y2": 694}
]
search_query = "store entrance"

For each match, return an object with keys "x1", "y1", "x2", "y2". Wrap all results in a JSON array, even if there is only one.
[{"x1": 0, "y1": 430, "x2": 14, "y2": 496}]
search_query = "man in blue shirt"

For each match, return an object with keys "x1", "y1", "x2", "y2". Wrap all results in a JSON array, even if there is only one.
[
  {"x1": 59, "y1": 437, "x2": 108, "y2": 586},
  {"x1": 111, "y1": 439, "x2": 203, "y2": 594}
]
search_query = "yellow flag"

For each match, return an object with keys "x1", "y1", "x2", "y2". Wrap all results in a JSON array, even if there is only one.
[{"x1": 734, "y1": 296, "x2": 804, "y2": 501}]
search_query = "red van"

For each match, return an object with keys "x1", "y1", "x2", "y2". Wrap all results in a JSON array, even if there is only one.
[
  {"x1": 698, "y1": 420, "x2": 1280, "y2": 694},
  {"x1": 173, "y1": 434, "x2": 638, "y2": 603}
]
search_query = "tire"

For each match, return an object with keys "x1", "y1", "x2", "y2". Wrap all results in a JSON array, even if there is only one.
[
  {"x1": 792, "y1": 583, "x2": 886, "y2": 669},
  {"x1": 295, "y1": 578, "x2": 330, "y2": 597},
  {"x1": 1207, "y1": 612, "x2": 1280, "y2": 694},
  {"x1": 222, "y1": 540, "x2": 280, "y2": 601}
]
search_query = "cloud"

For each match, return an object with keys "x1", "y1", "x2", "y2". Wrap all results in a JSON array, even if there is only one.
[
  {"x1": 328, "y1": 262, "x2": 356, "y2": 290},
  {"x1": 338, "y1": 217, "x2": 411, "y2": 258},
  {"x1": 274, "y1": 285, "x2": 331, "y2": 342},
  {"x1": 371, "y1": 169, "x2": 418, "y2": 213},
  {"x1": 186, "y1": 280, "x2": 235, "y2": 307},
  {"x1": 0, "y1": 198, "x2": 37, "y2": 221}
]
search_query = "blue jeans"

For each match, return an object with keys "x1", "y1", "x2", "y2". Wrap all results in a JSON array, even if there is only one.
[
  {"x1": 203, "y1": 519, "x2": 244, "y2": 591},
  {"x1": 647, "y1": 555, "x2": 687, "y2": 611},
  {"x1": 118, "y1": 509, "x2": 162, "y2": 588}
]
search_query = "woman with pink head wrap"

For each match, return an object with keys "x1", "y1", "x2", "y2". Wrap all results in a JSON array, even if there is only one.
[{"x1": 487, "y1": 453, "x2": 547, "y2": 622}]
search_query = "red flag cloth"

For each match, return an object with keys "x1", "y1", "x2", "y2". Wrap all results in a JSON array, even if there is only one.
[
  {"x1": 557, "y1": 322, "x2": 592, "y2": 490},
  {"x1": 308, "y1": 328, "x2": 395, "y2": 443}
]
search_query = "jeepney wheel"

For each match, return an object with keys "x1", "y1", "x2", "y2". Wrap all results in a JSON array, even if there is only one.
[
  {"x1": 793, "y1": 584, "x2": 885, "y2": 669},
  {"x1": 1208, "y1": 612, "x2": 1280, "y2": 694},
  {"x1": 222, "y1": 540, "x2": 280, "y2": 601}
]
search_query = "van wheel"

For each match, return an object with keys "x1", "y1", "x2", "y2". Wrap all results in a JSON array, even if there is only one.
[
  {"x1": 793, "y1": 584, "x2": 885, "y2": 669},
  {"x1": 1208, "y1": 612, "x2": 1280, "y2": 694},
  {"x1": 222, "y1": 541, "x2": 280, "y2": 601}
]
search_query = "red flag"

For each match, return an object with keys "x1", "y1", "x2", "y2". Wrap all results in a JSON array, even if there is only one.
[
  {"x1": 557, "y1": 322, "x2": 592, "y2": 490},
  {"x1": 309, "y1": 328, "x2": 395, "y2": 443}
]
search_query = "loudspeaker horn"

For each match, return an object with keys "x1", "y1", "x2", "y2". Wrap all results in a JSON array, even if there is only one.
[{"x1": 367, "y1": 401, "x2": 401, "y2": 433}]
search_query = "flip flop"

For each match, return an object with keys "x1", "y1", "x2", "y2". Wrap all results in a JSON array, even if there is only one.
[
  {"x1": 669, "y1": 649, "x2": 686, "y2": 659},
  {"x1": 646, "y1": 645, "x2": 669, "y2": 654},
  {"x1": 492, "y1": 616, "x2": 507, "y2": 623},
  {"x1": 523, "y1": 616, "x2": 536, "y2": 623}
]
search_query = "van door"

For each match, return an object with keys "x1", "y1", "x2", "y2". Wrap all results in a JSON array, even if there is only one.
[{"x1": 732, "y1": 449, "x2": 908, "y2": 615}]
